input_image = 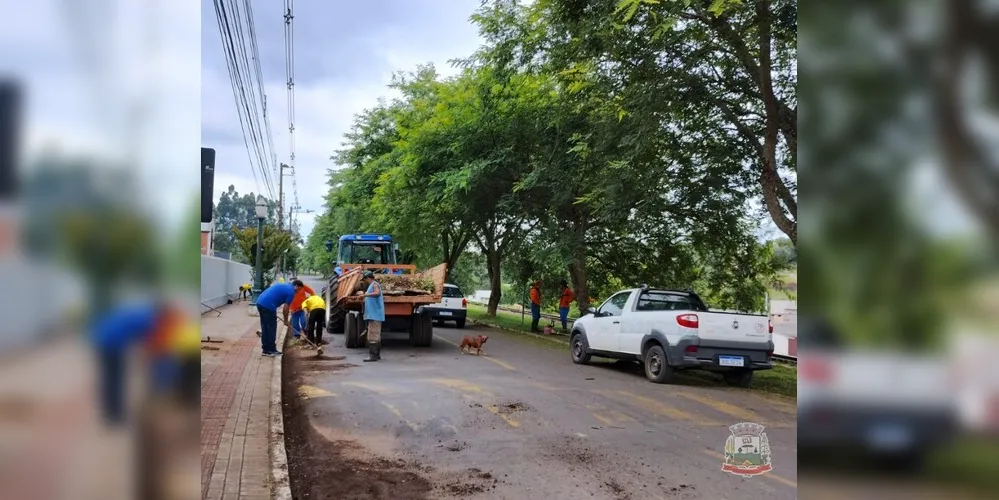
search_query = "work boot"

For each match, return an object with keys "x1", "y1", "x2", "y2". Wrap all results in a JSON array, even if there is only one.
[{"x1": 363, "y1": 342, "x2": 381, "y2": 362}]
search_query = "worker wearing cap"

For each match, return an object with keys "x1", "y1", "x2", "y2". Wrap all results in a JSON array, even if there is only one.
[
  {"x1": 302, "y1": 293, "x2": 327, "y2": 347},
  {"x1": 238, "y1": 282, "x2": 252, "y2": 301},
  {"x1": 361, "y1": 270, "x2": 385, "y2": 362}
]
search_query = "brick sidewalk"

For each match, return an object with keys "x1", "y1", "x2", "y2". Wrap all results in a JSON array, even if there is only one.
[{"x1": 201, "y1": 303, "x2": 286, "y2": 500}]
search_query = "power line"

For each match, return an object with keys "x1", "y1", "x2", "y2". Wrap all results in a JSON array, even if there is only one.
[
  {"x1": 283, "y1": 0, "x2": 299, "y2": 232},
  {"x1": 212, "y1": 0, "x2": 277, "y2": 200}
]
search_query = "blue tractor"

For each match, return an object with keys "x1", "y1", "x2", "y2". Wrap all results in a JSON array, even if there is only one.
[{"x1": 332, "y1": 233, "x2": 404, "y2": 277}]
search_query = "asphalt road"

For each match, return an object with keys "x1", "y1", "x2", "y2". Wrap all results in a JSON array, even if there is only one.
[{"x1": 281, "y1": 306, "x2": 798, "y2": 500}]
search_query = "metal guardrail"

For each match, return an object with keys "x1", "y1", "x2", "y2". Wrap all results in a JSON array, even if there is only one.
[{"x1": 772, "y1": 354, "x2": 797, "y2": 366}]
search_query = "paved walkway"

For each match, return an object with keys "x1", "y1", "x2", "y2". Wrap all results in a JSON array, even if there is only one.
[
  {"x1": 201, "y1": 302, "x2": 286, "y2": 500},
  {"x1": 0, "y1": 336, "x2": 135, "y2": 500}
]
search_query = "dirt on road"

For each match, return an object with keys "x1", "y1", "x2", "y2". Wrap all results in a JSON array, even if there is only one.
[{"x1": 281, "y1": 321, "x2": 797, "y2": 500}]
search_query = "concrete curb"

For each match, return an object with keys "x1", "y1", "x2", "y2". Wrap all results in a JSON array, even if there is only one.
[{"x1": 269, "y1": 325, "x2": 292, "y2": 500}]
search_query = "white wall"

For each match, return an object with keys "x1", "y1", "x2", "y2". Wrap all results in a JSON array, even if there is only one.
[{"x1": 201, "y1": 255, "x2": 253, "y2": 313}]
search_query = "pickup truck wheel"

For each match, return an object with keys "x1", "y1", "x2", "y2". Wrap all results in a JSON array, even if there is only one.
[
  {"x1": 644, "y1": 345, "x2": 674, "y2": 384},
  {"x1": 723, "y1": 369, "x2": 753, "y2": 388},
  {"x1": 570, "y1": 334, "x2": 591, "y2": 365},
  {"x1": 455, "y1": 318, "x2": 466, "y2": 329}
]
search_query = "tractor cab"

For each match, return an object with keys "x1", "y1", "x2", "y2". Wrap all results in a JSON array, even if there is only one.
[{"x1": 333, "y1": 234, "x2": 403, "y2": 276}]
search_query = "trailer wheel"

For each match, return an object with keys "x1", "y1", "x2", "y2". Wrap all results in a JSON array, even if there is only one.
[
  {"x1": 345, "y1": 311, "x2": 362, "y2": 349},
  {"x1": 409, "y1": 312, "x2": 433, "y2": 347}
]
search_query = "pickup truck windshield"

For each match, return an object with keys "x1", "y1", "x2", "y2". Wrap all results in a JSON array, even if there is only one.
[
  {"x1": 636, "y1": 291, "x2": 707, "y2": 312},
  {"x1": 442, "y1": 287, "x2": 463, "y2": 298}
]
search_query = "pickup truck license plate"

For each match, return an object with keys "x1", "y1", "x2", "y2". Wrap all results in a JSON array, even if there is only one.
[
  {"x1": 866, "y1": 424, "x2": 912, "y2": 451},
  {"x1": 438, "y1": 311, "x2": 453, "y2": 316},
  {"x1": 719, "y1": 356, "x2": 744, "y2": 367}
]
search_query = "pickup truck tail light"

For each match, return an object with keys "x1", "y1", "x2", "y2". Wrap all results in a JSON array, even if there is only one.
[
  {"x1": 684, "y1": 345, "x2": 698, "y2": 354},
  {"x1": 799, "y1": 357, "x2": 833, "y2": 384},
  {"x1": 768, "y1": 319, "x2": 773, "y2": 334},
  {"x1": 676, "y1": 314, "x2": 698, "y2": 329},
  {"x1": 462, "y1": 298, "x2": 467, "y2": 308}
]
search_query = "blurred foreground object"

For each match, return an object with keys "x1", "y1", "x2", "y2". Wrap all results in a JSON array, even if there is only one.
[
  {"x1": 0, "y1": 0, "x2": 202, "y2": 497},
  {"x1": 800, "y1": 0, "x2": 999, "y2": 496}
]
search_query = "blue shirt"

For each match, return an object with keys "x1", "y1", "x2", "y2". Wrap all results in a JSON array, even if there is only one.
[
  {"x1": 92, "y1": 303, "x2": 159, "y2": 350},
  {"x1": 363, "y1": 281, "x2": 385, "y2": 322},
  {"x1": 257, "y1": 283, "x2": 295, "y2": 311}
]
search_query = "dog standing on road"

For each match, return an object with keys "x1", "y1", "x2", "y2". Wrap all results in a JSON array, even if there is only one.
[{"x1": 459, "y1": 335, "x2": 489, "y2": 356}]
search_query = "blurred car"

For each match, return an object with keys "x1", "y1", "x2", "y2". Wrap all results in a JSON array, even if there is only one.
[
  {"x1": 425, "y1": 284, "x2": 467, "y2": 328},
  {"x1": 797, "y1": 317, "x2": 959, "y2": 470}
]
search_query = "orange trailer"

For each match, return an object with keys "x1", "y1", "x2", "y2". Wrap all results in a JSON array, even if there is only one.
[{"x1": 324, "y1": 263, "x2": 447, "y2": 348}]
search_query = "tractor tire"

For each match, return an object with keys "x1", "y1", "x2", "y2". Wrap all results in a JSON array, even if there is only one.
[
  {"x1": 328, "y1": 309, "x2": 345, "y2": 334},
  {"x1": 409, "y1": 312, "x2": 433, "y2": 347},
  {"x1": 345, "y1": 311, "x2": 362, "y2": 349}
]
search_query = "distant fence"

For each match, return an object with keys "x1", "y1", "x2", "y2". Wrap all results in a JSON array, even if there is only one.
[{"x1": 201, "y1": 255, "x2": 253, "y2": 313}]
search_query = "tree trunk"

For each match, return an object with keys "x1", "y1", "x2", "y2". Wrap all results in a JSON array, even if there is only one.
[
  {"x1": 441, "y1": 225, "x2": 472, "y2": 282},
  {"x1": 485, "y1": 249, "x2": 503, "y2": 316},
  {"x1": 566, "y1": 217, "x2": 590, "y2": 315},
  {"x1": 756, "y1": 0, "x2": 797, "y2": 245}
]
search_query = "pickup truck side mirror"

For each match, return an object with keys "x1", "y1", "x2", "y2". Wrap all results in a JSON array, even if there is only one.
[{"x1": 587, "y1": 307, "x2": 599, "y2": 316}]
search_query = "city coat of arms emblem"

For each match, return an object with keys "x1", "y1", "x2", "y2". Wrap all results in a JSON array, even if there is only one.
[{"x1": 722, "y1": 422, "x2": 773, "y2": 477}]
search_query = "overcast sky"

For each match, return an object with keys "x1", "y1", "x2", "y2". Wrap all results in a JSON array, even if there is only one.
[{"x1": 201, "y1": 0, "x2": 485, "y2": 239}]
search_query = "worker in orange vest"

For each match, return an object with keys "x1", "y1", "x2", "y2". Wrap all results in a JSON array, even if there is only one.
[
  {"x1": 529, "y1": 280, "x2": 542, "y2": 333},
  {"x1": 558, "y1": 280, "x2": 575, "y2": 332}
]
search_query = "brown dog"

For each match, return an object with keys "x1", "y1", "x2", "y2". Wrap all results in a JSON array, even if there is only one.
[{"x1": 459, "y1": 335, "x2": 489, "y2": 356}]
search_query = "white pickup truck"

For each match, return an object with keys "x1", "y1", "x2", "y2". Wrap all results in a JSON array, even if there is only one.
[{"x1": 569, "y1": 286, "x2": 774, "y2": 387}]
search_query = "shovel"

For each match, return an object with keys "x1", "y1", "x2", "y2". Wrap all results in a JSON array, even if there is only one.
[{"x1": 279, "y1": 317, "x2": 324, "y2": 356}]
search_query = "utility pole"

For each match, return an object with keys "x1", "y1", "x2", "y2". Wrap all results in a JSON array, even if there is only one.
[
  {"x1": 278, "y1": 163, "x2": 291, "y2": 230},
  {"x1": 277, "y1": 163, "x2": 293, "y2": 276}
]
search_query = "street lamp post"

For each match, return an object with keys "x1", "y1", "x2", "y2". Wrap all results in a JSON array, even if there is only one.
[{"x1": 251, "y1": 196, "x2": 267, "y2": 304}]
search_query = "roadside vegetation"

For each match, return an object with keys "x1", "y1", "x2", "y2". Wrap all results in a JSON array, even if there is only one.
[{"x1": 300, "y1": 0, "x2": 798, "y2": 317}]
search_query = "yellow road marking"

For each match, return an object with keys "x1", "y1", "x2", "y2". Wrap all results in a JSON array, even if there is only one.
[
  {"x1": 600, "y1": 390, "x2": 713, "y2": 424},
  {"x1": 435, "y1": 335, "x2": 460, "y2": 348},
  {"x1": 341, "y1": 381, "x2": 393, "y2": 394},
  {"x1": 702, "y1": 450, "x2": 797, "y2": 488},
  {"x1": 528, "y1": 380, "x2": 572, "y2": 391},
  {"x1": 483, "y1": 356, "x2": 516, "y2": 371},
  {"x1": 436, "y1": 335, "x2": 517, "y2": 371},
  {"x1": 610, "y1": 410, "x2": 637, "y2": 423},
  {"x1": 297, "y1": 385, "x2": 335, "y2": 400},
  {"x1": 485, "y1": 405, "x2": 521, "y2": 428},
  {"x1": 429, "y1": 378, "x2": 494, "y2": 396},
  {"x1": 674, "y1": 391, "x2": 764, "y2": 423},
  {"x1": 380, "y1": 402, "x2": 417, "y2": 431},
  {"x1": 592, "y1": 413, "x2": 614, "y2": 426}
]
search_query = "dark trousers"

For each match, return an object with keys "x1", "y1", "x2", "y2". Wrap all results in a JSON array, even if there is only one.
[
  {"x1": 179, "y1": 355, "x2": 200, "y2": 407},
  {"x1": 98, "y1": 347, "x2": 126, "y2": 426},
  {"x1": 530, "y1": 303, "x2": 541, "y2": 331},
  {"x1": 306, "y1": 309, "x2": 326, "y2": 343},
  {"x1": 559, "y1": 307, "x2": 570, "y2": 329},
  {"x1": 257, "y1": 306, "x2": 278, "y2": 353}
]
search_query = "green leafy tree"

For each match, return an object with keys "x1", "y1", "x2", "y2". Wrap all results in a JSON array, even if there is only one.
[
  {"x1": 212, "y1": 185, "x2": 276, "y2": 261},
  {"x1": 232, "y1": 225, "x2": 295, "y2": 282}
]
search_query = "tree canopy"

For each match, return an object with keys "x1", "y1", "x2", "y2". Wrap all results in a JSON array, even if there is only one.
[{"x1": 302, "y1": 0, "x2": 796, "y2": 316}]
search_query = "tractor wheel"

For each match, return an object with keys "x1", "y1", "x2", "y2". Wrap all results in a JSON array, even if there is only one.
[{"x1": 345, "y1": 311, "x2": 362, "y2": 349}]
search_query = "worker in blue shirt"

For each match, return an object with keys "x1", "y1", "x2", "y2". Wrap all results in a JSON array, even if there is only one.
[
  {"x1": 91, "y1": 302, "x2": 160, "y2": 425},
  {"x1": 361, "y1": 271, "x2": 385, "y2": 362},
  {"x1": 256, "y1": 281, "x2": 303, "y2": 356}
]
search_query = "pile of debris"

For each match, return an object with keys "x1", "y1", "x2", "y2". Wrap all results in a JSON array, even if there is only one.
[{"x1": 376, "y1": 275, "x2": 436, "y2": 295}]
